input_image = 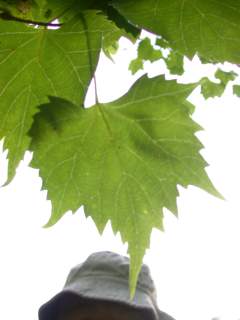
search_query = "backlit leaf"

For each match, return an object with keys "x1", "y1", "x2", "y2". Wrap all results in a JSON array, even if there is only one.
[
  {"x1": 30, "y1": 75, "x2": 221, "y2": 295},
  {"x1": 138, "y1": 38, "x2": 162, "y2": 62},
  {"x1": 129, "y1": 37, "x2": 162, "y2": 74},
  {"x1": 215, "y1": 69, "x2": 237, "y2": 85},
  {"x1": 233, "y1": 85, "x2": 240, "y2": 97},
  {"x1": 155, "y1": 37, "x2": 169, "y2": 49},
  {"x1": 165, "y1": 50, "x2": 184, "y2": 75},
  {"x1": 0, "y1": 11, "x2": 116, "y2": 182},
  {"x1": 113, "y1": 0, "x2": 240, "y2": 64},
  {"x1": 129, "y1": 58, "x2": 143, "y2": 74},
  {"x1": 200, "y1": 78, "x2": 225, "y2": 99},
  {"x1": 200, "y1": 68, "x2": 237, "y2": 99}
]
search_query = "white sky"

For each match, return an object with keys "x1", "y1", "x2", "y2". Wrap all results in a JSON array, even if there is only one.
[{"x1": 0, "y1": 37, "x2": 240, "y2": 320}]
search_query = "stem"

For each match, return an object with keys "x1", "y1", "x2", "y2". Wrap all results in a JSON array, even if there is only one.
[
  {"x1": 0, "y1": 10, "x2": 62, "y2": 27},
  {"x1": 93, "y1": 75, "x2": 99, "y2": 105},
  {"x1": 79, "y1": 12, "x2": 99, "y2": 105}
]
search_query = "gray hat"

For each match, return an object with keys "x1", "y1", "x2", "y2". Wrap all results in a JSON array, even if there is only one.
[{"x1": 38, "y1": 251, "x2": 175, "y2": 320}]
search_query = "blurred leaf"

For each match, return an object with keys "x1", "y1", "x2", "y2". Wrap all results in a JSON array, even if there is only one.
[
  {"x1": 129, "y1": 58, "x2": 143, "y2": 74},
  {"x1": 200, "y1": 68, "x2": 238, "y2": 99},
  {"x1": 155, "y1": 37, "x2": 169, "y2": 49},
  {"x1": 138, "y1": 37, "x2": 162, "y2": 62},
  {"x1": 215, "y1": 69, "x2": 237, "y2": 85},
  {"x1": 200, "y1": 78, "x2": 225, "y2": 99},
  {"x1": 165, "y1": 50, "x2": 184, "y2": 75},
  {"x1": 233, "y1": 85, "x2": 240, "y2": 97},
  {"x1": 129, "y1": 37, "x2": 162, "y2": 74}
]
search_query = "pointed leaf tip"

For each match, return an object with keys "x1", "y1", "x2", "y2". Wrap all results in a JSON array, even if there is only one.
[{"x1": 30, "y1": 75, "x2": 221, "y2": 293}]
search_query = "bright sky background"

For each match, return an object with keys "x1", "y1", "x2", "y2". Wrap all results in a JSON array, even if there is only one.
[{"x1": 0, "y1": 36, "x2": 240, "y2": 320}]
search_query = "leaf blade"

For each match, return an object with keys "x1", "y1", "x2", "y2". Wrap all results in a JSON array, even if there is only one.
[
  {"x1": 30, "y1": 75, "x2": 221, "y2": 294},
  {"x1": 0, "y1": 11, "x2": 116, "y2": 182},
  {"x1": 113, "y1": 0, "x2": 240, "y2": 64}
]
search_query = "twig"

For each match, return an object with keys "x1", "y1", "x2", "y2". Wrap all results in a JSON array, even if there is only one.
[{"x1": 0, "y1": 9, "x2": 62, "y2": 27}]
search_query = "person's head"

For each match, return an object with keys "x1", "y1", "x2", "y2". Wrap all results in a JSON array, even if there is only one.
[{"x1": 39, "y1": 251, "x2": 175, "y2": 320}]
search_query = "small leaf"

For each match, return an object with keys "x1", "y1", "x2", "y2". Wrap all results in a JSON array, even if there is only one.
[
  {"x1": 233, "y1": 85, "x2": 240, "y2": 97},
  {"x1": 215, "y1": 69, "x2": 237, "y2": 85},
  {"x1": 30, "y1": 75, "x2": 221, "y2": 295},
  {"x1": 200, "y1": 78, "x2": 225, "y2": 99},
  {"x1": 165, "y1": 50, "x2": 184, "y2": 75},
  {"x1": 200, "y1": 69, "x2": 237, "y2": 99},
  {"x1": 129, "y1": 58, "x2": 143, "y2": 74},
  {"x1": 138, "y1": 37, "x2": 162, "y2": 62},
  {"x1": 129, "y1": 37, "x2": 162, "y2": 74}
]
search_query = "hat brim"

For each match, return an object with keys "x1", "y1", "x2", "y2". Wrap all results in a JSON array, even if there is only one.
[{"x1": 39, "y1": 276, "x2": 157, "y2": 320}]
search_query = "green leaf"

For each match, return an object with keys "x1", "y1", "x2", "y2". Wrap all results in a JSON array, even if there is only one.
[
  {"x1": 200, "y1": 78, "x2": 225, "y2": 99},
  {"x1": 200, "y1": 69, "x2": 237, "y2": 99},
  {"x1": 155, "y1": 37, "x2": 169, "y2": 49},
  {"x1": 233, "y1": 84, "x2": 240, "y2": 97},
  {"x1": 30, "y1": 75, "x2": 221, "y2": 295},
  {"x1": 106, "y1": 5, "x2": 140, "y2": 40},
  {"x1": 102, "y1": 13, "x2": 135, "y2": 59},
  {"x1": 113, "y1": 0, "x2": 240, "y2": 64},
  {"x1": 129, "y1": 58, "x2": 143, "y2": 74},
  {"x1": 0, "y1": 11, "x2": 115, "y2": 182},
  {"x1": 0, "y1": 1, "x2": 103, "y2": 23},
  {"x1": 0, "y1": 0, "x2": 74, "y2": 21},
  {"x1": 165, "y1": 50, "x2": 184, "y2": 75},
  {"x1": 129, "y1": 37, "x2": 162, "y2": 74},
  {"x1": 215, "y1": 69, "x2": 237, "y2": 85},
  {"x1": 138, "y1": 37, "x2": 162, "y2": 62},
  {"x1": 0, "y1": 0, "x2": 33, "y2": 18},
  {"x1": 31, "y1": 0, "x2": 76, "y2": 21}
]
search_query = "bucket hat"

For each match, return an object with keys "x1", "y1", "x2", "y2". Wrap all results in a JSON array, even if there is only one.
[{"x1": 39, "y1": 251, "x2": 175, "y2": 320}]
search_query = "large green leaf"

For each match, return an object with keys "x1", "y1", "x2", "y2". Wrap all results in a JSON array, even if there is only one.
[
  {"x1": 31, "y1": 0, "x2": 77, "y2": 21},
  {"x1": 0, "y1": 11, "x2": 117, "y2": 182},
  {"x1": 112, "y1": 0, "x2": 240, "y2": 64},
  {"x1": 30, "y1": 75, "x2": 221, "y2": 295}
]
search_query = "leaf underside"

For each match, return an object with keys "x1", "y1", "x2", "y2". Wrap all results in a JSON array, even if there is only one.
[
  {"x1": 113, "y1": 0, "x2": 240, "y2": 64},
  {"x1": 0, "y1": 0, "x2": 236, "y2": 296},
  {"x1": 0, "y1": 11, "x2": 118, "y2": 182},
  {"x1": 30, "y1": 75, "x2": 221, "y2": 293}
]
